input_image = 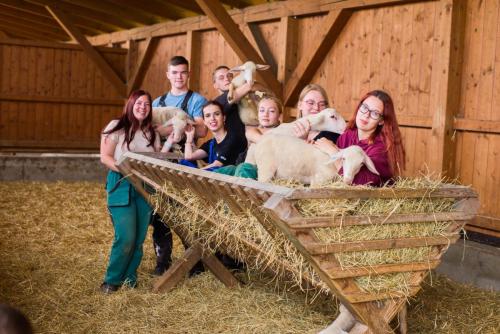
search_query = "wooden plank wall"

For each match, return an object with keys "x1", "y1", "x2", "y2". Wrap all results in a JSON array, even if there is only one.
[
  {"x1": 0, "y1": 39, "x2": 126, "y2": 150},
  {"x1": 1, "y1": 0, "x2": 498, "y2": 236}
]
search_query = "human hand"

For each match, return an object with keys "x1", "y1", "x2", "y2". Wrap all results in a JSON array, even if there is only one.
[
  {"x1": 185, "y1": 124, "x2": 195, "y2": 143},
  {"x1": 293, "y1": 119, "x2": 311, "y2": 140},
  {"x1": 314, "y1": 138, "x2": 339, "y2": 156}
]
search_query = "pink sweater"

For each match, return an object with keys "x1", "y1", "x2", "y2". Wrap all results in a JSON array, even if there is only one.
[{"x1": 337, "y1": 128, "x2": 393, "y2": 186}]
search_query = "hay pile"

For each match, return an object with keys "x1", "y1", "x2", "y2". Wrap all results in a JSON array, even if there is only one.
[
  {"x1": 153, "y1": 175, "x2": 458, "y2": 298},
  {"x1": 151, "y1": 181, "x2": 329, "y2": 295},
  {"x1": 1, "y1": 181, "x2": 499, "y2": 333}
]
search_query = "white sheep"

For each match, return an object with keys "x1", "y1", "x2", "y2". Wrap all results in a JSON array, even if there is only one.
[
  {"x1": 245, "y1": 135, "x2": 379, "y2": 186},
  {"x1": 152, "y1": 107, "x2": 194, "y2": 143},
  {"x1": 227, "y1": 61, "x2": 270, "y2": 126},
  {"x1": 268, "y1": 108, "x2": 346, "y2": 137}
]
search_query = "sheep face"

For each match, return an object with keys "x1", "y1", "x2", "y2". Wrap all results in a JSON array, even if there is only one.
[
  {"x1": 152, "y1": 107, "x2": 192, "y2": 142},
  {"x1": 330, "y1": 145, "x2": 379, "y2": 184},
  {"x1": 313, "y1": 108, "x2": 347, "y2": 134}
]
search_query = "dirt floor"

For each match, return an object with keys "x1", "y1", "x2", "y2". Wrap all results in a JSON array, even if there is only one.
[{"x1": 0, "y1": 181, "x2": 499, "y2": 334}]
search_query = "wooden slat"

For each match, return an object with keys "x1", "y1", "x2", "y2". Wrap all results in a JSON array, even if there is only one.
[
  {"x1": 277, "y1": 16, "x2": 298, "y2": 122},
  {"x1": 428, "y1": 0, "x2": 466, "y2": 178},
  {"x1": 345, "y1": 286, "x2": 421, "y2": 304},
  {"x1": 127, "y1": 36, "x2": 158, "y2": 94},
  {"x1": 0, "y1": 37, "x2": 127, "y2": 53},
  {"x1": 324, "y1": 261, "x2": 440, "y2": 279},
  {"x1": 286, "y1": 185, "x2": 477, "y2": 200},
  {"x1": 287, "y1": 211, "x2": 475, "y2": 229},
  {"x1": 465, "y1": 225, "x2": 500, "y2": 238},
  {"x1": 185, "y1": 30, "x2": 201, "y2": 92},
  {"x1": 283, "y1": 9, "x2": 352, "y2": 106},
  {"x1": 0, "y1": 93, "x2": 123, "y2": 105},
  {"x1": 304, "y1": 235, "x2": 459, "y2": 255},
  {"x1": 194, "y1": 0, "x2": 282, "y2": 98},
  {"x1": 46, "y1": 5, "x2": 126, "y2": 96}
]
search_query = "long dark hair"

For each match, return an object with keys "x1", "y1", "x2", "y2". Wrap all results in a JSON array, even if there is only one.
[
  {"x1": 103, "y1": 89, "x2": 156, "y2": 150},
  {"x1": 346, "y1": 90, "x2": 406, "y2": 175}
]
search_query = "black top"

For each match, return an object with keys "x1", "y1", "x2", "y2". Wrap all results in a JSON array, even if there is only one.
[
  {"x1": 215, "y1": 91, "x2": 246, "y2": 141},
  {"x1": 200, "y1": 131, "x2": 247, "y2": 166},
  {"x1": 314, "y1": 131, "x2": 340, "y2": 144}
]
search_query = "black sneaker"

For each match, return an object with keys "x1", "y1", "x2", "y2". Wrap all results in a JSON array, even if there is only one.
[
  {"x1": 100, "y1": 282, "x2": 119, "y2": 294},
  {"x1": 152, "y1": 263, "x2": 171, "y2": 276}
]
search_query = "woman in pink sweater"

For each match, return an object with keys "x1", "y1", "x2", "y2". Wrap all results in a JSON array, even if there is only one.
[{"x1": 315, "y1": 90, "x2": 405, "y2": 186}]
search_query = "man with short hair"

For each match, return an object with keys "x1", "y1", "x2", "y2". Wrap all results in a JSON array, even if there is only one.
[
  {"x1": 150, "y1": 56, "x2": 208, "y2": 276},
  {"x1": 212, "y1": 64, "x2": 255, "y2": 145},
  {"x1": 153, "y1": 56, "x2": 208, "y2": 138}
]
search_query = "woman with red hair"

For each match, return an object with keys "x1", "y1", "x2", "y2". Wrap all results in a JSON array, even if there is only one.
[
  {"x1": 100, "y1": 89, "x2": 161, "y2": 293},
  {"x1": 315, "y1": 90, "x2": 405, "y2": 186}
]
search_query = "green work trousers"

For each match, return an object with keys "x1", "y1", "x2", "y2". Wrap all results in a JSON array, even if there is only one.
[
  {"x1": 215, "y1": 163, "x2": 258, "y2": 179},
  {"x1": 104, "y1": 171, "x2": 152, "y2": 286}
]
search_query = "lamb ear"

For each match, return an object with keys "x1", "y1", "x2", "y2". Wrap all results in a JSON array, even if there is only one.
[
  {"x1": 326, "y1": 151, "x2": 342, "y2": 165},
  {"x1": 363, "y1": 154, "x2": 380, "y2": 175},
  {"x1": 256, "y1": 64, "x2": 270, "y2": 71},
  {"x1": 229, "y1": 65, "x2": 244, "y2": 72}
]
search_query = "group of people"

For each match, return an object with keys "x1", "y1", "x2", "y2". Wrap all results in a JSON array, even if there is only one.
[{"x1": 99, "y1": 55, "x2": 406, "y2": 293}]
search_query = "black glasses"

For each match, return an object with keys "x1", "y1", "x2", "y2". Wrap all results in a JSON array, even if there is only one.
[
  {"x1": 304, "y1": 100, "x2": 328, "y2": 109},
  {"x1": 359, "y1": 103, "x2": 383, "y2": 120}
]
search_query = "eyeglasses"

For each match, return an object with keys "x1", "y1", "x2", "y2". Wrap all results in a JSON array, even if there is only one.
[
  {"x1": 304, "y1": 99, "x2": 328, "y2": 109},
  {"x1": 359, "y1": 103, "x2": 383, "y2": 120}
]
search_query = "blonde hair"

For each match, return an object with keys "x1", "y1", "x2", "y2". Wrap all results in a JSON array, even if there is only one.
[
  {"x1": 258, "y1": 94, "x2": 283, "y2": 115},
  {"x1": 297, "y1": 84, "x2": 330, "y2": 117}
]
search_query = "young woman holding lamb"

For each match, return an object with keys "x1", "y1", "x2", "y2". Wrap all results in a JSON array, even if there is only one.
[
  {"x1": 183, "y1": 100, "x2": 246, "y2": 171},
  {"x1": 314, "y1": 90, "x2": 405, "y2": 186},
  {"x1": 294, "y1": 84, "x2": 341, "y2": 144},
  {"x1": 99, "y1": 89, "x2": 162, "y2": 293}
]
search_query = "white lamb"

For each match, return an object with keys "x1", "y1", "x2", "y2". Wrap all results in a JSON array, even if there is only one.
[
  {"x1": 268, "y1": 108, "x2": 346, "y2": 136},
  {"x1": 245, "y1": 135, "x2": 379, "y2": 185},
  {"x1": 227, "y1": 61, "x2": 270, "y2": 126},
  {"x1": 152, "y1": 107, "x2": 194, "y2": 143}
]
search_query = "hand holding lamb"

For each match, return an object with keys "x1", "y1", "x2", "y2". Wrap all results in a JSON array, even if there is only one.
[
  {"x1": 227, "y1": 61, "x2": 270, "y2": 126},
  {"x1": 245, "y1": 134, "x2": 379, "y2": 186},
  {"x1": 152, "y1": 107, "x2": 194, "y2": 143},
  {"x1": 268, "y1": 108, "x2": 346, "y2": 137}
]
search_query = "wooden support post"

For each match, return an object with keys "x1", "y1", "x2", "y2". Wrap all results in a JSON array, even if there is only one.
[
  {"x1": 398, "y1": 303, "x2": 408, "y2": 334},
  {"x1": 247, "y1": 23, "x2": 278, "y2": 76},
  {"x1": 195, "y1": 0, "x2": 282, "y2": 98},
  {"x1": 277, "y1": 16, "x2": 298, "y2": 122},
  {"x1": 46, "y1": 5, "x2": 127, "y2": 96},
  {"x1": 429, "y1": 0, "x2": 467, "y2": 178},
  {"x1": 283, "y1": 9, "x2": 352, "y2": 107},
  {"x1": 127, "y1": 36, "x2": 158, "y2": 94},
  {"x1": 186, "y1": 30, "x2": 201, "y2": 92}
]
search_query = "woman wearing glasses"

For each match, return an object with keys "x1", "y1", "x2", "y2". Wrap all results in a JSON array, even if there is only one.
[
  {"x1": 315, "y1": 90, "x2": 405, "y2": 186},
  {"x1": 295, "y1": 84, "x2": 341, "y2": 144}
]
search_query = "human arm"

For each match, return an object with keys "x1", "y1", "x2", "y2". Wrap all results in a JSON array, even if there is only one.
[
  {"x1": 228, "y1": 81, "x2": 254, "y2": 104},
  {"x1": 293, "y1": 119, "x2": 312, "y2": 140},
  {"x1": 193, "y1": 116, "x2": 208, "y2": 138},
  {"x1": 183, "y1": 125, "x2": 208, "y2": 160},
  {"x1": 201, "y1": 160, "x2": 224, "y2": 170},
  {"x1": 314, "y1": 137, "x2": 342, "y2": 172},
  {"x1": 245, "y1": 126, "x2": 263, "y2": 144},
  {"x1": 100, "y1": 133, "x2": 119, "y2": 172}
]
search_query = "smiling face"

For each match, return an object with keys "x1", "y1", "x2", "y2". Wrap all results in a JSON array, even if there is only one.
[
  {"x1": 213, "y1": 67, "x2": 233, "y2": 92},
  {"x1": 132, "y1": 95, "x2": 151, "y2": 123},
  {"x1": 203, "y1": 104, "x2": 225, "y2": 132},
  {"x1": 258, "y1": 98, "x2": 281, "y2": 128},
  {"x1": 298, "y1": 90, "x2": 328, "y2": 117},
  {"x1": 167, "y1": 63, "x2": 189, "y2": 91},
  {"x1": 355, "y1": 95, "x2": 384, "y2": 137}
]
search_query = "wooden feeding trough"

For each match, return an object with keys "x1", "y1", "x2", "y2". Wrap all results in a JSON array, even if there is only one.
[{"x1": 117, "y1": 152, "x2": 479, "y2": 334}]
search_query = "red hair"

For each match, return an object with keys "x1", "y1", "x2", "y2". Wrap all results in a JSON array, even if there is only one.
[
  {"x1": 346, "y1": 90, "x2": 406, "y2": 175},
  {"x1": 103, "y1": 89, "x2": 156, "y2": 150}
]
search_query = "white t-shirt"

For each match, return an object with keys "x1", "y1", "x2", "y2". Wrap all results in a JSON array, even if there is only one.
[{"x1": 103, "y1": 120, "x2": 160, "y2": 161}]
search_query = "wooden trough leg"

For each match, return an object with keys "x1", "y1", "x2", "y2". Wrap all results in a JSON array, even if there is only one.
[
  {"x1": 152, "y1": 243, "x2": 240, "y2": 293},
  {"x1": 397, "y1": 303, "x2": 407, "y2": 334}
]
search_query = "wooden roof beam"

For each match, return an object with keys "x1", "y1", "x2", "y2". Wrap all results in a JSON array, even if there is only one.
[
  {"x1": 127, "y1": 36, "x2": 159, "y2": 94},
  {"x1": 0, "y1": 15, "x2": 68, "y2": 41},
  {"x1": 60, "y1": 0, "x2": 159, "y2": 26},
  {"x1": 0, "y1": 22, "x2": 53, "y2": 41},
  {"x1": 195, "y1": 0, "x2": 282, "y2": 98},
  {"x1": 107, "y1": 0, "x2": 185, "y2": 21},
  {"x1": 26, "y1": 0, "x2": 136, "y2": 30},
  {"x1": 0, "y1": 30, "x2": 10, "y2": 38},
  {"x1": 283, "y1": 9, "x2": 352, "y2": 107},
  {"x1": 220, "y1": 0, "x2": 249, "y2": 9},
  {"x1": 46, "y1": 5, "x2": 126, "y2": 96},
  {"x1": 151, "y1": 0, "x2": 203, "y2": 15}
]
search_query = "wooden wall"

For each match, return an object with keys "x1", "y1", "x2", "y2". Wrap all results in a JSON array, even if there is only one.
[
  {"x1": 1, "y1": 0, "x2": 499, "y2": 236},
  {"x1": 0, "y1": 39, "x2": 125, "y2": 150}
]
